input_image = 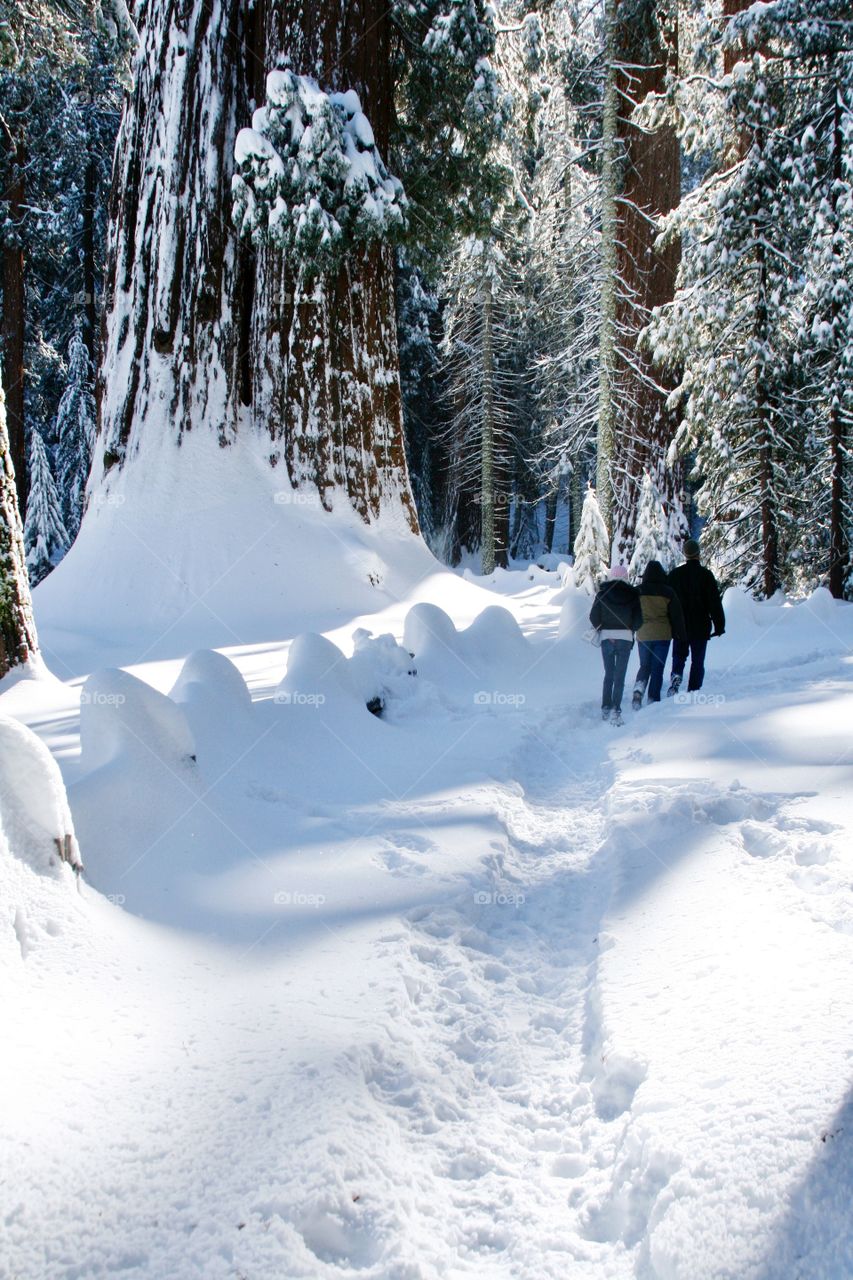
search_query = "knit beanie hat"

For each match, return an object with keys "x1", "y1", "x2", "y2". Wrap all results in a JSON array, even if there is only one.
[
  {"x1": 609, "y1": 564, "x2": 629, "y2": 580},
  {"x1": 684, "y1": 538, "x2": 701, "y2": 560}
]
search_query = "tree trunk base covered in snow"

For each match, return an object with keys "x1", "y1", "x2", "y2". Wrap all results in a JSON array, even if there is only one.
[
  {"x1": 0, "y1": 383, "x2": 38, "y2": 678},
  {"x1": 96, "y1": 0, "x2": 416, "y2": 530}
]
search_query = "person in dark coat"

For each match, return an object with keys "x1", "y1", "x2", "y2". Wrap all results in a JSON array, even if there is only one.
[
  {"x1": 589, "y1": 565, "x2": 643, "y2": 725},
  {"x1": 666, "y1": 538, "x2": 726, "y2": 694},
  {"x1": 632, "y1": 560, "x2": 686, "y2": 707}
]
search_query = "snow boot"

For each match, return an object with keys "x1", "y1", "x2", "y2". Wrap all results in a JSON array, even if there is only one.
[
  {"x1": 667, "y1": 674, "x2": 682, "y2": 698},
  {"x1": 631, "y1": 687, "x2": 643, "y2": 711},
  {"x1": 601, "y1": 707, "x2": 612, "y2": 722},
  {"x1": 611, "y1": 709, "x2": 624, "y2": 727}
]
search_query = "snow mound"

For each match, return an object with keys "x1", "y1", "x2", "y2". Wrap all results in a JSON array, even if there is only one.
[
  {"x1": 170, "y1": 649, "x2": 253, "y2": 762},
  {"x1": 0, "y1": 714, "x2": 82, "y2": 875},
  {"x1": 171, "y1": 648, "x2": 252, "y2": 714},
  {"x1": 275, "y1": 632, "x2": 364, "y2": 713},
  {"x1": 80, "y1": 667, "x2": 196, "y2": 772},
  {"x1": 460, "y1": 605, "x2": 528, "y2": 667},
  {"x1": 558, "y1": 587, "x2": 593, "y2": 639}
]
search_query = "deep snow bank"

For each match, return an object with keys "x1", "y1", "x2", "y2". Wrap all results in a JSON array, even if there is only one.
[{"x1": 33, "y1": 427, "x2": 445, "y2": 668}]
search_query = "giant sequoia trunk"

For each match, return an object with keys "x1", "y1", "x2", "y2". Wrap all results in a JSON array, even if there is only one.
[
  {"x1": 96, "y1": 0, "x2": 416, "y2": 527},
  {"x1": 610, "y1": 0, "x2": 684, "y2": 553}
]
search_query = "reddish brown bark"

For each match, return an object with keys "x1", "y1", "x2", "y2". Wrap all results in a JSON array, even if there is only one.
[
  {"x1": 612, "y1": 0, "x2": 683, "y2": 548},
  {"x1": 252, "y1": 0, "x2": 417, "y2": 527}
]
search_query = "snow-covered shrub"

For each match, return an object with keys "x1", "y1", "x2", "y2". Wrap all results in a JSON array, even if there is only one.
[
  {"x1": 170, "y1": 649, "x2": 253, "y2": 761},
  {"x1": 79, "y1": 667, "x2": 196, "y2": 774},
  {"x1": 275, "y1": 632, "x2": 364, "y2": 714},
  {"x1": 460, "y1": 606, "x2": 528, "y2": 667},
  {"x1": 232, "y1": 71, "x2": 408, "y2": 275},
  {"x1": 348, "y1": 628, "x2": 417, "y2": 714},
  {"x1": 171, "y1": 649, "x2": 252, "y2": 717},
  {"x1": 0, "y1": 714, "x2": 81, "y2": 875}
]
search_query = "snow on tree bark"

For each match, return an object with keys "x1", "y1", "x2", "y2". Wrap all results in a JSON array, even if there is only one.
[
  {"x1": 596, "y1": 0, "x2": 619, "y2": 540},
  {"x1": 0, "y1": 380, "x2": 38, "y2": 677},
  {"x1": 96, "y1": 0, "x2": 417, "y2": 529},
  {"x1": 246, "y1": 3, "x2": 416, "y2": 526},
  {"x1": 95, "y1": 0, "x2": 247, "y2": 481}
]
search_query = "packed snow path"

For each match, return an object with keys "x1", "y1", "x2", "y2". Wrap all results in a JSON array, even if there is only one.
[{"x1": 2, "y1": 580, "x2": 853, "y2": 1279}]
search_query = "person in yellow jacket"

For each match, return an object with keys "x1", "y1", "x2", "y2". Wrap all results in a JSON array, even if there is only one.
[{"x1": 631, "y1": 560, "x2": 687, "y2": 707}]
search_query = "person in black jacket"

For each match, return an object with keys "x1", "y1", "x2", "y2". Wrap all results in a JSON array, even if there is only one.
[
  {"x1": 667, "y1": 538, "x2": 726, "y2": 695},
  {"x1": 589, "y1": 565, "x2": 643, "y2": 725}
]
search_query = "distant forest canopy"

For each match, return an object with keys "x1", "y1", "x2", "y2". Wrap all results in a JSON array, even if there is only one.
[{"x1": 1, "y1": 0, "x2": 851, "y2": 599}]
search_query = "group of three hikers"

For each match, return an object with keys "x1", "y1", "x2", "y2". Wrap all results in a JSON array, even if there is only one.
[{"x1": 589, "y1": 538, "x2": 726, "y2": 726}]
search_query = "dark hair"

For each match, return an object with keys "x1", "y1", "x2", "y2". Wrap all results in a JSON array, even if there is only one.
[{"x1": 642, "y1": 559, "x2": 667, "y2": 586}]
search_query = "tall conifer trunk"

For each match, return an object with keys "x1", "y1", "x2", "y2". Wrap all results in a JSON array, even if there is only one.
[
  {"x1": 611, "y1": 0, "x2": 683, "y2": 553},
  {"x1": 596, "y1": 0, "x2": 618, "y2": 540},
  {"x1": 1, "y1": 129, "x2": 27, "y2": 514},
  {"x1": 0, "y1": 380, "x2": 38, "y2": 677},
  {"x1": 96, "y1": 0, "x2": 416, "y2": 527},
  {"x1": 828, "y1": 89, "x2": 848, "y2": 598}
]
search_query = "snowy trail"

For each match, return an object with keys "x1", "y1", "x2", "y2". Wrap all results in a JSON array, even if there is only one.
[{"x1": 359, "y1": 706, "x2": 621, "y2": 1278}]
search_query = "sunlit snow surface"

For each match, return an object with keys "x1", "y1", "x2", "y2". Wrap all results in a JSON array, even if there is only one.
[{"x1": 2, "y1": 444, "x2": 852, "y2": 1279}]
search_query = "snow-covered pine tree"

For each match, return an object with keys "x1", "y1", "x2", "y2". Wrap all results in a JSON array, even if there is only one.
[
  {"x1": 0, "y1": 380, "x2": 38, "y2": 676},
  {"x1": 0, "y1": 2, "x2": 123, "y2": 527},
  {"x1": 573, "y1": 484, "x2": 611, "y2": 594},
  {"x1": 525, "y1": 1, "x2": 601, "y2": 554},
  {"x1": 24, "y1": 427, "x2": 69, "y2": 584},
  {"x1": 647, "y1": 19, "x2": 803, "y2": 595},
  {"x1": 775, "y1": 4, "x2": 853, "y2": 596},
  {"x1": 54, "y1": 323, "x2": 97, "y2": 540},
  {"x1": 628, "y1": 469, "x2": 670, "y2": 580}
]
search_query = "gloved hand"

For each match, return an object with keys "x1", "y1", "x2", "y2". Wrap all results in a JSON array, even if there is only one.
[{"x1": 712, "y1": 628, "x2": 725, "y2": 637}]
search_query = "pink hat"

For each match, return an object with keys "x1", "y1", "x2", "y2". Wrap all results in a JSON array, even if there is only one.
[{"x1": 609, "y1": 565, "x2": 629, "y2": 580}]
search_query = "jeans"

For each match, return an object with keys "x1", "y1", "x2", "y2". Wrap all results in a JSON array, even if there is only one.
[
  {"x1": 671, "y1": 636, "x2": 708, "y2": 691},
  {"x1": 634, "y1": 639, "x2": 671, "y2": 702},
  {"x1": 601, "y1": 638, "x2": 633, "y2": 713}
]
